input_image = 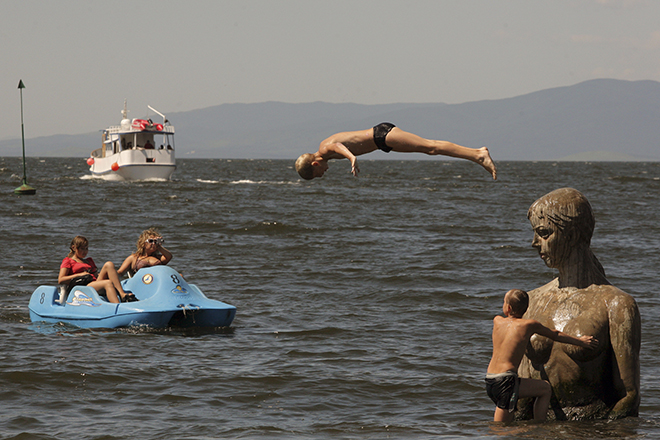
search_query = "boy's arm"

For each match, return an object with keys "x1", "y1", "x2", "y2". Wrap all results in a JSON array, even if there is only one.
[
  {"x1": 322, "y1": 142, "x2": 359, "y2": 176},
  {"x1": 531, "y1": 321, "x2": 598, "y2": 348}
]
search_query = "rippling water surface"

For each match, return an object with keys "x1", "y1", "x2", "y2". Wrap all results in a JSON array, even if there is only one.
[{"x1": 1, "y1": 157, "x2": 659, "y2": 439}]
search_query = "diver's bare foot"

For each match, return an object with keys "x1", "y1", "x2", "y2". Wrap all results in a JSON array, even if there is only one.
[{"x1": 477, "y1": 147, "x2": 497, "y2": 180}]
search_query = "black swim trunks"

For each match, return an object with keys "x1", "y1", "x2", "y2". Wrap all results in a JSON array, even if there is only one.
[
  {"x1": 372, "y1": 122, "x2": 396, "y2": 153},
  {"x1": 485, "y1": 371, "x2": 520, "y2": 412}
]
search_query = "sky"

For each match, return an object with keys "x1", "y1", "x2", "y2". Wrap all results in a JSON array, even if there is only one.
[{"x1": 2, "y1": 0, "x2": 660, "y2": 141}]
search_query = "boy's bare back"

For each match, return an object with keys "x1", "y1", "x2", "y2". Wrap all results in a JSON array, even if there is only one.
[
  {"x1": 487, "y1": 316, "x2": 536, "y2": 375},
  {"x1": 317, "y1": 129, "x2": 377, "y2": 159}
]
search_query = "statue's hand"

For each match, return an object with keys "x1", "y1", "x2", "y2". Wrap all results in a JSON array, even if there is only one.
[{"x1": 606, "y1": 386, "x2": 640, "y2": 419}]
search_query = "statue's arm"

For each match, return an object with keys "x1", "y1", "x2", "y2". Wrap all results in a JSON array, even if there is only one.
[{"x1": 607, "y1": 294, "x2": 641, "y2": 419}]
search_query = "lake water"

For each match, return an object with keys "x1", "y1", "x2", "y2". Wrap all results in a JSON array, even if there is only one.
[{"x1": 1, "y1": 157, "x2": 659, "y2": 440}]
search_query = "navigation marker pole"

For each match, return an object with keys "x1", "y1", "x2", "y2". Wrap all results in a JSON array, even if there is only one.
[{"x1": 14, "y1": 79, "x2": 36, "y2": 195}]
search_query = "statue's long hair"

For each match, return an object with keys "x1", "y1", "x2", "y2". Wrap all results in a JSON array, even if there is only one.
[{"x1": 527, "y1": 188, "x2": 606, "y2": 278}]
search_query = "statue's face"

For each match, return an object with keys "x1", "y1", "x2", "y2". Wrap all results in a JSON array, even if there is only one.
[{"x1": 530, "y1": 215, "x2": 565, "y2": 268}]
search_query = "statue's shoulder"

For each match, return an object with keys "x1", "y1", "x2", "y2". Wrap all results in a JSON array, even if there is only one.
[
  {"x1": 588, "y1": 284, "x2": 637, "y2": 303},
  {"x1": 586, "y1": 285, "x2": 640, "y2": 324},
  {"x1": 528, "y1": 278, "x2": 559, "y2": 298}
]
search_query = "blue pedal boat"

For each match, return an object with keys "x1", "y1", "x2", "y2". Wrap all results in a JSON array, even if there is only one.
[{"x1": 29, "y1": 266, "x2": 236, "y2": 329}]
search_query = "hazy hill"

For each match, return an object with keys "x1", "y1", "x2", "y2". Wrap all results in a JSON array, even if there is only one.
[{"x1": 2, "y1": 79, "x2": 659, "y2": 161}]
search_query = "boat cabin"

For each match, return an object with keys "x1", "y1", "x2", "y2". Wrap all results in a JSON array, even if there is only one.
[{"x1": 97, "y1": 119, "x2": 175, "y2": 158}]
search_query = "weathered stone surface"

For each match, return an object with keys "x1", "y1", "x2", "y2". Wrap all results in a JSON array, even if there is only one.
[{"x1": 517, "y1": 188, "x2": 640, "y2": 420}]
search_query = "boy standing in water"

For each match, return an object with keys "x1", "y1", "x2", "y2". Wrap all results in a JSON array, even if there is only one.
[
  {"x1": 295, "y1": 123, "x2": 497, "y2": 180},
  {"x1": 486, "y1": 289, "x2": 598, "y2": 422}
]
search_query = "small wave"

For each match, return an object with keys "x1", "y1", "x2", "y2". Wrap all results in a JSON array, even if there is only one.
[
  {"x1": 230, "y1": 179, "x2": 298, "y2": 185},
  {"x1": 196, "y1": 179, "x2": 220, "y2": 184},
  {"x1": 610, "y1": 175, "x2": 659, "y2": 183},
  {"x1": 139, "y1": 177, "x2": 169, "y2": 182},
  {"x1": 236, "y1": 221, "x2": 290, "y2": 233},
  {"x1": 78, "y1": 175, "x2": 168, "y2": 182}
]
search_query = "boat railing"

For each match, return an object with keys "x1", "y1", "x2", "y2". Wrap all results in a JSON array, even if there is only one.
[
  {"x1": 90, "y1": 146, "x2": 175, "y2": 158},
  {"x1": 105, "y1": 125, "x2": 175, "y2": 134}
]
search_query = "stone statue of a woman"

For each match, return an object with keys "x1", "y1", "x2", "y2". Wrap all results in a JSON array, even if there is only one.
[{"x1": 518, "y1": 188, "x2": 640, "y2": 420}]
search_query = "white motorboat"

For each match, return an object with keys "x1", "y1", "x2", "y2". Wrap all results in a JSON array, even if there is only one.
[{"x1": 88, "y1": 101, "x2": 176, "y2": 181}]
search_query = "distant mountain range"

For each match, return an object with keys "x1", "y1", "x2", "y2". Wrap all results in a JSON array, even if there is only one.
[{"x1": 2, "y1": 79, "x2": 659, "y2": 161}]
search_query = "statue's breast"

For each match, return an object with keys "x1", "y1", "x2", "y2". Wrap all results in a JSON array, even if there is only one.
[
  {"x1": 526, "y1": 290, "x2": 609, "y2": 365},
  {"x1": 557, "y1": 304, "x2": 609, "y2": 362},
  {"x1": 527, "y1": 331, "x2": 554, "y2": 365}
]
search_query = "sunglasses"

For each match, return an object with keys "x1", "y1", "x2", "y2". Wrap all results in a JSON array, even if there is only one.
[{"x1": 147, "y1": 238, "x2": 164, "y2": 245}]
